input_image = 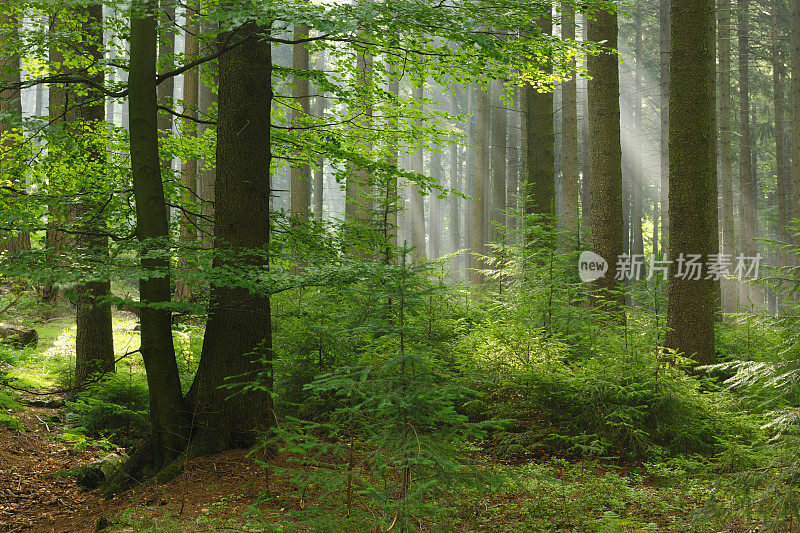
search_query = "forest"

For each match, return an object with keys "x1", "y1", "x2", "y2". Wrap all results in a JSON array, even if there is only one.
[{"x1": 1, "y1": 0, "x2": 799, "y2": 530}]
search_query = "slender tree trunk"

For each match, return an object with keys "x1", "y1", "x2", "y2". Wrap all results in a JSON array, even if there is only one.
[
  {"x1": 738, "y1": 0, "x2": 759, "y2": 307},
  {"x1": 580, "y1": 17, "x2": 591, "y2": 241},
  {"x1": 471, "y1": 84, "x2": 489, "y2": 284},
  {"x1": 74, "y1": 4, "x2": 115, "y2": 390},
  {"x1": 507, "y1": 93, "x2": 519, "y2": 244},
  {"x1": 157, "y1": 0, "x2": 175, "y2": 166},
  {"x1": 175, "y1": 5, "x2": 199, "y2": 300},
  {"x1": 666, "y1": 0, "x2": 716, "y2": 364},
  {"x1": 719, "y1": 0, "x2": 737, "y2": 312},
  {"x1": 197, "y1": 23, "x2": 217, "y2": 249},
  {"x1": 775, "y1": 0, "x2": 788, "y2": 270},
  {"x1": 129, "y1": 0, "x2": 189, "y2": 468},
  {"x1": 793, "y1": 0, "x2": 800, "y2": 256},
  {"x1": 587, "y1": 6, "x2": 625, "y2": 311},
  {"x1": 313, "y1": 51, "x2": 326, "y2": 220},
  {"x1": 430, "y1": 145, "x2": 442, "y2": 259},
  {"x1": 490, "y1": 79, "x2": 507, "y2": 248},
  {"x1": 290, "y1": 25, "x2": 311, "y2": 220},
  {"x1": 632, "y1": 4, "x2": 644, "y2": 258},
  {"x1": 345, "y1": 50, "x2": 374, "y2": 255},
  {"x1": 561, "y1": 2, "x2": 579, "y2": 244},
  {"x1": 525, "y1": 14, "x2": 555, "y2": 242},
  {"x1": 450, "y1": 92, "x2": 461, "y2": 274},
  {"x1": 660, "y1": 0, "x2": 670, "y2": 252},
  {"x1": 409, "y1": 85, "x2": 427, "y2": 262},
  {"x1": 185, "y1": 22, "x2": 276, "y2": 450},
  {"x1": 0, "y1": 14, "x2": 30, "y2": 253}
]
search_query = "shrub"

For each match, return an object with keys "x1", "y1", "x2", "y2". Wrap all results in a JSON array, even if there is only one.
[{"x1": 66, "y1": 373, "x2": 149, "y2": 446}]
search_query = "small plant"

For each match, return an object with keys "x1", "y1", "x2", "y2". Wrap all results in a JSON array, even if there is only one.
[
  {"x1": 66, "y1": 373, "x2": 149, "y2": 446},
  {"x1": 259, "y1": 251, "x2": 495, "y2": 530}
]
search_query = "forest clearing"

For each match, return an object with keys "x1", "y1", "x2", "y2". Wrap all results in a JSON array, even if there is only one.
[{"x1": 1, "y1": 0, "x2": 800, "y2": 531}]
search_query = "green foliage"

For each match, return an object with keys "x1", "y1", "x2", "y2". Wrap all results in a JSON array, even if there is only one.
[
  {"x1": 260, "y1": 255, "x2": 494, "y2": 531},
  {"x1": 66, "y1": 373, "x2": 149, "y2": 446}
]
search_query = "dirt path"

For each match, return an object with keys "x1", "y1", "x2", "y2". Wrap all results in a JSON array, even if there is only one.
[
  {"x1": 0, "y1": 404, "x2": 279, "y2": 532},
  {"x1": 0, "y1": 405, "x2": 106, "y2": 532}
]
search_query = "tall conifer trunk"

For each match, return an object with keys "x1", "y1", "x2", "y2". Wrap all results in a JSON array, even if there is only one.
[
  {"x1": 666, "y1": 0, "x2": 716, "y2": 364},
  {"x1": 186, "y1": 22, "x2": 275, "y2": 450}
]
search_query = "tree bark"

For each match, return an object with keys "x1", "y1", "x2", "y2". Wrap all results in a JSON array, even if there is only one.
[
  {"x1": 738, "y1": 0, "x2": 759, "y2": 307},
  {"x1": 290, "y1": 25, "x2": 311, "y2": 220},
  {"x1": 580, "y1": 16, "x2": 591, "y2": 241},
  {"x1": 175, "y1": 4, "x2": 199, "y2": 300},
  {"x1": 198, "y1": 23, "x2": 217, "y2": 249},
  {"x1": 719, "y1": 0, "x2": 737, "y2": 312},
  {"x1": 409, "y1": 85, "x2": 427, "y2": 262},
  {"x1": 525, "y1": 14, "x2": 555, "y2": 243},
  {"x1": 793, "y1": 0, "x2": 800, "y2": 258},
  {"x1": 0, "y1": 14, "x2": 30, "y2": 254},
  {"x1": 490, "y1": 79, "x2": 506, "y2": 248},
  {"x1": 561, "y1": 2, "x2": 579, "y2": 243},
  {"x1": 185, "y1": 22, "x2": 276, "y2": 450},
  {"x1": 430, "y1": 143, "x2": 442, "y2": 259},
  {"x1": 660, "y1": 0, "x2": 670, "y2": 253},
  {"x1": 74, "y1": 3, "x2": 114, "y2": 390},
  {"x1": 313, "y1": 51, "x2": 326, "y2": 220},
  {"x1": 345, "y1": 49, "x2": 374, "y2": 255},
  {"x1": 129, "y1": 0, "x2": 190, "y2": 467},
  {"x1": 774, "y1": 1, "x2": 788, "y2": 270},
  {"x1": 471, "y1": 83, "x2": 489, "y2": 284},
  {"x1": 587, "y1": 6, "x2": 625, "y2": 312},
  {"x1": 632, "y1": 4, "x2": 644, "y2": 258},
  {"x1": 450, "y1": 91, "x2": 462, "y2": 274},
  {"x1": 666, "y1": 0, "x2": 716, "y2": 364}
]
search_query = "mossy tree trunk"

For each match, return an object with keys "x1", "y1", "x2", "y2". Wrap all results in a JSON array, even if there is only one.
[
  {"x1": 719, "y1": 0, "x2": 737, "y2": 312},
  {"x1": 587, "y1": 6, "x2": 625, "y2": 313},
  {"x1": 129, "y1": 0, "x2": 190, "y2": 467},
  {"x1": 184, "y1": 21, "x2": 276, "y2": 450},
  {"x1": 74, "y1": 3, "x2": 115, "y2": 390},
  {"x1": 666, "y1": 0, "x2": 716, "y2": 364}
]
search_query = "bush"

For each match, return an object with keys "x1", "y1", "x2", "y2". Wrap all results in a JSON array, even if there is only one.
[{"x1": 66, "y1": 373, "x2": 149, "y2": 446}]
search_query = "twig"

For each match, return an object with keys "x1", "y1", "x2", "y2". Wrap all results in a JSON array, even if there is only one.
[{"x1": 0, "y1": 293, "x2": 23, "y2": 318}]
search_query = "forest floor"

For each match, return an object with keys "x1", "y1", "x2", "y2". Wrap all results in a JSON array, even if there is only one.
[
  {"x1": 0, "y1": 398, "x2": 758, "y2": 532},
  {"x1": 0, "y1": 307, "x2": 759, "y2": 531}
]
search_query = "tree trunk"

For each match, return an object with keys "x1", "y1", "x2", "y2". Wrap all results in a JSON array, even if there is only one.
[
  {"x1": 313, "y1": 51, "x2": 326, "y2": 221},
  {"x1": 0, "y1": 14, "x2": 30, "y2": 254},
  {"x1": 175, "y1": 5, "x2": 199, "y2": 301},
  {"x1": 157, "y1": 0, "x2": 175, "y2": 164},
  {"x1": 198, "y1": 23, "x2": 217, "y2": 249},
  {"x1": 74, "y1": 4, "x2": 114, "y2": 390},
  {"x1": 738, "y1": 0, "x2": 759, "y2": 307},
  {"x1": 580, "y1": 17, "x2": 591, "y2": 241},
  {"x1": 561, "y1": 2, "x2": 579, "y2": 244},
  {"x1": 793, "y1": 0, "x2": 800, "y2": 258},
  {"x1": 185, "y1": 22, "x2": 276, "y2": 450},
  {"x1": 660, "y1": 0, "x2": 670, "y2": 253},
  {"x1": 430, "y1": 144, "x2": 442, "y2": 259},
  {"x1": 471, "y1": 83, "x2": 489, "y2": 284},
  {"x1": 774, "y1": 2, "x2": 788, "y2": 270},
  {"x1": 587, "y1": 6, "x2": 625, "y2": 311},
  {"x1": 490, "y1": 79, "x2": 506, "y2": 248},
  {"x1": 719, "y1": 0, "x2": 737, "y2": 312},
  {"x1": 666, "y1": 0, "x2": 716, "y2": 364},
  {"x1": 345, "y1": 49, "x2": 374, "y2": 255},
  {"x1": 128, "y1": 0, "x2": 190, "y2": 467},
  {"x1": 525, "y1": 14, "x2": 555, "y2": 242},
  {"x1": 632, "y1": 4, "x2": 644, "y2": 258},
  {"x1": 409, "y1": 85, "x2": 427, "y2": 262},
  {"x1": 290, "y1": 26, "x2": 311, "y2": 220},
  {"x1": 450, "y1": 91, "x2": 462, "y2": 274}
]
